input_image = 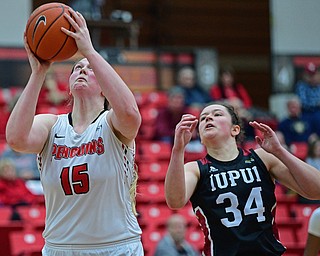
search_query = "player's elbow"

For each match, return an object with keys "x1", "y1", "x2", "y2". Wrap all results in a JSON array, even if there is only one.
[
  {"x1": 120, "y1": 107, "x2": 142, "y2": 131},
  {"x1": 165, "y1": 193, "x2": 186, "y2": 209},
  {"x1": 166, "y1": 200, "x2": 185, "y2": 210},
  {"x1": 6, "y1": 136, "x2": 25, "y2": 153},
  {"x1": 6, "y1": 129, "x2": 29, "y2": 153}
]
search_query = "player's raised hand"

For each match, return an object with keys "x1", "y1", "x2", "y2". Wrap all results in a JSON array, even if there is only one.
[
  {"x1": 249, "y1": 121, "x2": 282, "y2": 154},
  {"x1": 173, "y1": 114, "x2": 198, "y2": 151}
]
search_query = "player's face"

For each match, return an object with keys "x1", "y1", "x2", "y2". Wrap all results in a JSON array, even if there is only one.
[
  {"x1": 198, "y1": 104, "x2": 234, "y2": 141},
  {"x1": 69, "y1": 58, "x2": 100, "y2": 93}
]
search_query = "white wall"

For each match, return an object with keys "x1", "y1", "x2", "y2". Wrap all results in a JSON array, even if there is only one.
[
  {"x1": 0, "y1": 0, "x2": 32, "y2": 47},
  {"x1": 270, "y1": 0, "x2": 320, "y2": 54}
]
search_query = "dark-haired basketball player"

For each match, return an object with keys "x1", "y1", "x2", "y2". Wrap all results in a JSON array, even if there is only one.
[{"x1": 165, "y1": 102, "x2": 320, "y2": 256}]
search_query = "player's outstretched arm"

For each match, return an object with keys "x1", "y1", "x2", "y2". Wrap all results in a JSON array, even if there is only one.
[
  {"x1": 63, "y1": 8, "x2": 141, "y2": 143},
  {"x1": 6, "y1": 36, "x2": 55, "y2": 154}
]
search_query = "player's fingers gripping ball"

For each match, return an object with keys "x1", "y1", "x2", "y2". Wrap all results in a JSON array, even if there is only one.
[{"x1": 25, "y1": 2, "x2": 78, "y2": 62}]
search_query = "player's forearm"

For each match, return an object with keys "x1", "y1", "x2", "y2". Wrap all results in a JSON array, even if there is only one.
[
  {"x1": 86, "y1": 51, "x2": 141, "y2": 127},
  {"x1": 6, "y1": 73, "x2": 44, "y2": 148},
  {"x1": 165, "y1": 148, "x2": 187, "y2": 209},
  {"x1": 275, "y1": 147, "x2": 320, "y2": 199}
]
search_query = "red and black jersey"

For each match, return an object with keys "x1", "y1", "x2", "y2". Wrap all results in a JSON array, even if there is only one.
[{"x1": 190, "y1": 148, "x2": 286, "y2": 256}]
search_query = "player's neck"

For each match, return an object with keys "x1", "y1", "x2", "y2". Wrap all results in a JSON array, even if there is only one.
[{"x1": 70, "y1": 108, "x2": 105, "y2": 134}]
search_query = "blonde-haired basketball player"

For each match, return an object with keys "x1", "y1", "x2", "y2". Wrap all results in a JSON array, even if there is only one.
[{"x1": 6, "y1": 8, "x2": 143, "y2": 256}]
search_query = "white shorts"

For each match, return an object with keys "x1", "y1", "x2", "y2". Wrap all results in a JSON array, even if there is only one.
[{"x1": 42, "y1": 240, "x2": 144, "y2": 256}]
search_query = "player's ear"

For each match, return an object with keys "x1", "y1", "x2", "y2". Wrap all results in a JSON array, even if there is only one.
[{"x1": 231, "y1": 124, "x2": 241, "y2": 137}]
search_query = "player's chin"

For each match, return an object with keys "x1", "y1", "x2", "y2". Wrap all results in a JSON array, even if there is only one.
[{"x1": 73, "y1": 82, "x2": 88, "y2": 89}]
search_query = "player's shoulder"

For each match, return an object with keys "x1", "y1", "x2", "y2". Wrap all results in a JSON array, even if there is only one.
[
  {"x1": 185, "y1": 160, "x2": 200, "y2": 174},
  {"x1": 35, "y1": 113, "x2": 59, "y2": 127}
]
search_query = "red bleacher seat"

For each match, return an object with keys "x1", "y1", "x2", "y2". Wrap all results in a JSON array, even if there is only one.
[
  {"x1": 289, "y1": 142, "x2": 308, "y2": 160},
  {"x1": 15, "y1": 205, "x2": 46, "y2": 230},
  {"x1": 292, "y1": 204, "x2": 319, "y2": 243},
  {"x1": 137, "y1": 141, "x2": 171, "y2": 162},
  {"x1": 185, "y1": 226, "x2": 204, "y2": 252},
  {"x1": 175, "y1": 203, "x2": 199, "y2": 228},
  {"x1": 276, "y1": 193, "x2": 298, "y2": 219},
  {"x1": 136, "y1": 182, "x2": 166, "y2": 204},
  {"x1": 184, "y1": 147, "x2": 207, "y2": 162},
  {"x1": 140, "y1": 107, "x2": 158, "y2": 125},
  {"x1": 134, "y1": 91, "x2": 168, "y2": 109},
  {"x1": 0, "y1": 139, "x2": 7, "y2": 155},
  {"x1": 0, "y1": 108, "x2": 10, "y2": 140},
  {"x1": 0, "y1": 222, "x2": 24, "y2": 256},
  {"x1": 134, "y1": 92, "x2": 150, "y2": 107},
  {"x1": 141, "y1": 226, "x2": 166, "y2": 256},
  {"x1": 137, "y1": 204, "x2": 172, "y2": 229},
  {"x1": 277, "y1": 218, "x2": 303, "y2": 244},
  {"x1": 147, "y1": 91, "x2": 168, "y2": 108},
  {"x1": 137, "y1": 123, "x2": 156, "y2": 141},
  {"x1": 9, "y1": 230, "x2": 44, "y2": 256},
  {"x1": 0, "y1": 206, "x2": 14, "y2": 223},
  {"x1": 138, "y1": 160, "x2": 168, "y2": 182}
]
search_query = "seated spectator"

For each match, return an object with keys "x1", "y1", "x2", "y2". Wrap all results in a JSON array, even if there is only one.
[
  {"x1": 277, "y1": 96, "x2": 317, "y2": 147},
  {"x1": 295, "y1": 62, "x2": 320, "y2": 121},
  {"x1": 304, "y1": 207, "x2": 320, "y2": 256},
  {"x1": 175, "y1": 66, "x2": 211, "y2": 107},
  {"x1": 0, "y1": 158, "x2": 38, "y2": 207},
  {"x1": 306, "y1": 139, "x2": 320, "y2": 170},
  {"x1": 38, "y1": 69, "x2": 68, "y2": 107},
  {"x1": 154, "y1": 214, "x2": 200, "y2": 256},
  {"x1": 153, "y1": 87, "x2": 189, "y2": 144},
  {"x1": 210, "y1": 65, "x2": 252, "y2": 109},
  {"x1": 298, "y1": 139, "x2": 320, "y2": 204},
  {"x1": 227, "y1": 98, "x2": 255, "y2": 142},
  {"x1": 1, "y1": 144, "x2": 39, "y2": 180}
]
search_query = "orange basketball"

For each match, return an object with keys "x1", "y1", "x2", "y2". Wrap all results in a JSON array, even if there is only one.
[{"x1": 25, "y1": 2, "x2": 78, "y2": 62}]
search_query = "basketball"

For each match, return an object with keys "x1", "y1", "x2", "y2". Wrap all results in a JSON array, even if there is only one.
[{"x1": 25, "y1": 2, "x2": 78, "y2": 62}]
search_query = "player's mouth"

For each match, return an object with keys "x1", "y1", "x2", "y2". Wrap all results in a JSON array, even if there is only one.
[
  {"x1": 205, "y1": 123, "x2": 215, "y2": 129},
  {"x1": 76, "y1": 77, "x2": 87, "y2": 82}
]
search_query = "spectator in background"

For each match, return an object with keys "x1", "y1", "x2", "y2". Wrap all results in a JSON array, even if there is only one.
[
  {"x1": 295, "y1": 62, "x2": 320, "y2": 123},
  {"x1": 210, "y1": 65, "x2": 252, "y2": 109},
  {"x1": 175, "y1": 66, "x2": 211, "y2": 108},
  {"x1": 0, "y1": 158, "x2": 37, "y2": 207},
  {"x1": 304, "y1": 207, "x2": 320, "y2": 256},
  {"x1": 306, "y1": 139, "x2": 320, "y2": 171},
  {"x1": 1, "y1": 144, "x2": 39, "y2": 180},
  {"x1": 277, "y1": 96, "x2": 317, "y2": 147},
  {"x1": 298, "y1": 138, "x2": 320, "y2": 204},
  {"x1": 153, "y1": 87, "x2": 189, "y2": 144},
  {"x1": 38, "y1": 69, "x2": 69, "y2": 108},
  {"x1": 227, "y1": 98, "x2": 255, "y2": 142},
  {"x1": 154, "y1": 214, "x2": 200, "y2": 256}
]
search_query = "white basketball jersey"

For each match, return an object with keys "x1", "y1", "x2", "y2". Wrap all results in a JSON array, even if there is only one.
[{"x1": 38, "y1": 111, "x2": 142, "y2": 247}]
